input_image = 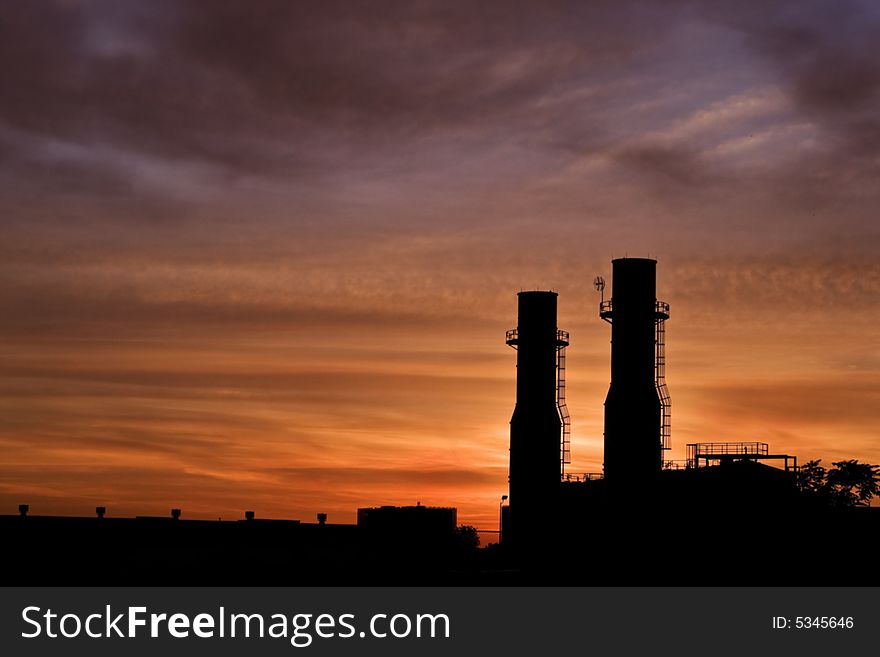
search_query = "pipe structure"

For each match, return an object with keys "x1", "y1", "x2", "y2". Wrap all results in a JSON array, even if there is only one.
[
  {"x1": 507, "y1": 291, "x2": 566, "y2": 546},
  {"x1": 602, "y1": 258, "x2": 666, "y2": 494}
]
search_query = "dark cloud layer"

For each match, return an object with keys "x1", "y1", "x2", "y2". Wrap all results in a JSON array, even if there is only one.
[
  {"x1": 0, "y1": 1, "x2": 669, "y2": 176},
  {"x1": 3, "y1": 0, "x2": 878, "y2": 236},
  {"x1": 2, "y1": 1, "x2": 877, "y2": 189},
  {"x1": 713, "y1": 1, "x2": 880, "y2": 177}
]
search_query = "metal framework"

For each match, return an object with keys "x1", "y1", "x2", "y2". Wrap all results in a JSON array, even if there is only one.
[
  {"x1": 557, "y1": 330, "x2": 571, "y2": 472},
  {"x1": 655, "y1": 301, "x2": 671, "y2": 451},
  {"x1": 686, "y1": 442, "x2": 798, "y2": 472},
  {"x1": 560, "y1": 472, "x2": 603, "y2": 482}
]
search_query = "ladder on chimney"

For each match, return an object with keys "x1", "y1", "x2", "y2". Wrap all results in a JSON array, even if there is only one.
[
  {"x1": 655, "y1": 314, "x2": 671, "y2": 451},
  {"x1": 558, "y1": 343, "x2": 572, "y2": 471}
]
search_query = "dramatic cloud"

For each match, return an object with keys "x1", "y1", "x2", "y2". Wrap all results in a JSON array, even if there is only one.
[{"x1": 1, "y1": 0, "x2": 878, "y2": 526}]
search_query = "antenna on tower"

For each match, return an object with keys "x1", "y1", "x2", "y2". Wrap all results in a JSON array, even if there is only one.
[
  {"x1": 594, "y1": 276, "x2": 606, "y2": 302},
  {"x1": 596, "y1": 275, "x2": 613, "y2": 323}
]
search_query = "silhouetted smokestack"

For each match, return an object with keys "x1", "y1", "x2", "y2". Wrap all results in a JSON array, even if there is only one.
[
  {"x1": 602, "y1": 258, "x2": 669, "y2": 493},
  {"x1": 507, "y1": 291, "x2": 567, "y2": 546}
]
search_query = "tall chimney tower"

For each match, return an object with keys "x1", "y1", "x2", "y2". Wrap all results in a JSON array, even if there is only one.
[
  {"x1": 600, "y1": 258, "x2": 670, "y2": 494},
  {"x1": 506, "y1": 291, "x2": 568, "y2": 545}
]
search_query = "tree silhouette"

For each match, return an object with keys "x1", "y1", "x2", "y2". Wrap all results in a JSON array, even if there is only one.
[
  {"x1": 798, "y1": 460, "x2": 827, "y2": 495},
  {"x1": 826, "y1": 460, "x2": 880, "y2": 507},
  {"x1": 799, "y1": 459, "x2": 880, "y2": 507},
  {"x1": 455, "y1": 525, "x2": 480, "y2": 551}
]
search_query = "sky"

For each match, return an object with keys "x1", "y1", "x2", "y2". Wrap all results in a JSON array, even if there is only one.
[{"x1": 1, "y1": 1, "x2": 879, "y2": 530}]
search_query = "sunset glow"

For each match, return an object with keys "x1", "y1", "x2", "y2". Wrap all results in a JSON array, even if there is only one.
[{"x1": 2, "y1": 1, "x2": 879, "y2": 530}]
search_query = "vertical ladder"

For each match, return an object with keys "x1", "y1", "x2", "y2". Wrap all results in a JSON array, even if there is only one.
[
  {"x1": 557, "y1": 344, "x2": 572, "y2": 471},
  {"x1": 655, "y1": 317, "x2": 671, "y2": 451}
]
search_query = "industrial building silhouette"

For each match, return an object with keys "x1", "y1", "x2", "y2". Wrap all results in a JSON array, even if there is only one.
[
  {"x1": 3, "y1": 257, "x2": 878, "y2": 585},
  {"x1": 501, "y1": 258, "x2": 876, "y2": 584},
  {"x1": 504, "y1": 258, "x2": 679, "y2": 552}
]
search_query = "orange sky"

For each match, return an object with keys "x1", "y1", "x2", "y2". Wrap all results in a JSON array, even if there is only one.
[
  {"x1": 1, "y1": 2, "x2": 879, "y2": 530},
  {"x1": 2, "y1": 244, "x2": 878, "y2": 529}
]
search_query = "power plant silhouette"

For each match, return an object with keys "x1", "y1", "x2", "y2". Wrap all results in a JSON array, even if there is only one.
[
  {"x1": 504, "y1": 258, "x2": 677, "y2": 552},
  {"x1": 506, "y1": 290, "x2": 569, "y2": 549},
  {"x1": 499, "y1": 257, "x2": 877, "y2": 580},
  {"x1": 601, "y1": 258, "x2": 670, "y2": 488},
  {"x1": 3, "y1": 257, "x2": 879, "y2": 585},
  {"x1": 506, "y1": 257, "x2": 674, "y2": 540}
]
